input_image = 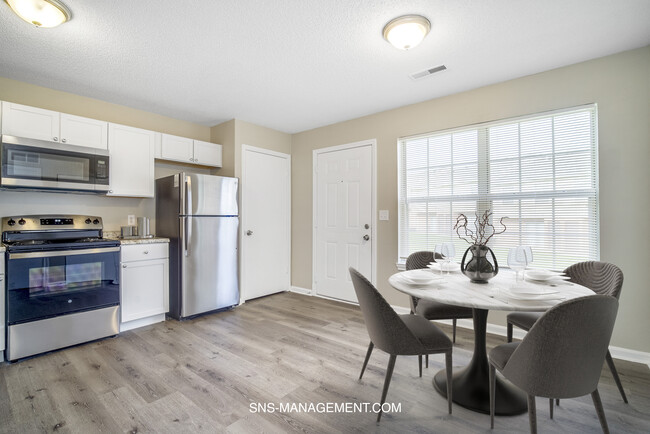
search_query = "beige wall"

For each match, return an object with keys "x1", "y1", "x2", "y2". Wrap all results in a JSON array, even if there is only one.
[
  {"x1": 0, "y1": 76, "x2": 215, "y2": 232},
  {"x1": 291, "y1": 46, "x2": 650, "y2": 353}
]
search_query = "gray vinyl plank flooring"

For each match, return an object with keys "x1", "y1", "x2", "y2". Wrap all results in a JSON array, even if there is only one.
[{"x1": 1, "y1": 291, "x2": 649, "y2": 433}]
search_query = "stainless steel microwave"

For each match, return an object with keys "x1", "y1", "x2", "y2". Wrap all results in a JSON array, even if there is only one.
[{"x1": 0, "y1": 135, "x2": 110, "y2": 193}]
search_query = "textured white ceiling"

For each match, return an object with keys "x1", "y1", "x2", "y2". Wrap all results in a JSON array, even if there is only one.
[{"x1": 0, "y1": 1, "x2": 648, "y2": 133}]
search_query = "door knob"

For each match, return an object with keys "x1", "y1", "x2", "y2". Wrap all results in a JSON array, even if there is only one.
[
  {"x1": 363, "y1": 234, "x2": 370, "y2": 241},
  {"x1": 364, "y1": 224, "x2": 370, "y2": 229},
  {"x1": 246, "y1": 230, "x2": 253, "y2": 236}
]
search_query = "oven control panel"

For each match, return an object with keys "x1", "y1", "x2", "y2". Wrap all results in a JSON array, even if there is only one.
[{"x1": 1, "y1": 215, "x2": 104, "y2": 232}]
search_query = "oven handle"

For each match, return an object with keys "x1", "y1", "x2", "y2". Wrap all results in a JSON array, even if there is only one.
[{"x1": 9, "y1": 247, "x2": 120, "y2": 260}]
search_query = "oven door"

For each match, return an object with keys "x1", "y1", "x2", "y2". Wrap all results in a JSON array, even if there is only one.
[
  {"x1": 0, "y1": 135, "x2": 109, "y2": 192},
  {"x1": 6, "y1": 246, "x2": 120, "y2": 325}
]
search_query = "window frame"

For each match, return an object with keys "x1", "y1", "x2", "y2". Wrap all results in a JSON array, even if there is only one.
[{"x1": 397, "y1": 104, "x2": 599, "y2": 271}]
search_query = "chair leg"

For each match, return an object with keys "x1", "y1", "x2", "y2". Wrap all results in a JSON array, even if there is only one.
[
  {"x1": 591, "y1": 389, "x2": 610, "y2": 434},
  {"x1": 377, "y1": 355, "x2": 397, "y2": 422},
  {"x1": 489, "y1": 363, "x2": 496, "y2": 429},
  {"x1": 418, "y1": 355, "x2": 422, "y2": 377},
  {"x1": 605, "y1": 350, "x2": 628, "y2": 403},
  {"x1": 507, "y1": 322, "x2": 513, "y2": 343},
  {"x1": 359, "y1": 341, "x2": 374, "y2": 380},
  {"x1": 426, "y1": 354, "x2": 429, "y2": 368},
  {"x1": 452, "y1": 318, "x2": 457, "y2": 343},
  {"x1": 549, "y1": 398, "x2": 554, "y2": 419},
  {"x1": 527, "y1": 394, "x2": 537, "y2": 434},
  {"x1": 445, "y1": 350, "x2": 453, "y2": 415}
]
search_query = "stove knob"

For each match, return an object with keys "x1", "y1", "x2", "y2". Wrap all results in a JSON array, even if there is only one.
[
  {"x1": 93, "y1": 219, "x2": 100, "y2": 225},
  {"x1": 7, "y1": 219, "x2": 16, "y2": 226},
  {"x1": 85, "y1": 218, "x2": 92, "y2": 224},
  {"x1": 18, "y1": 219, "x2": 26, "y2": 225}
]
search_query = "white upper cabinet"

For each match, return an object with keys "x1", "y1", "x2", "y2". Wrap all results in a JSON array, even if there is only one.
[
  {"x1": 160, "y1": 133, "x2": 222, "y2": 167},
  {"x1": 108, "y1": 123, "x2": 155, "y2": 197},
  {"x1": 59, "y1": 113, "x2": 108, "y2": 149},
  {"x1": 1, "y1": 101, "x2": 108, "y2": 149},
  {"x1": 193, "y1": 139, "x2": 222, "y2": 167},
  {"x1": 161, "y1": 133, "x2": 194, "y2": 163},
  {"x1": 1, "y1": 102, "x2": 59, "y2": 142}
]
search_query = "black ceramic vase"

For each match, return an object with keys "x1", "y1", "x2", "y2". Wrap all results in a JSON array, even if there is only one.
[{"x1": 460, "y1": 244, "x2": 499, "y2": 283}]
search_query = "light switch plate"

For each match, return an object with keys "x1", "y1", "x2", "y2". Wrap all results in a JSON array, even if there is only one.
[
  {"x1": 127, "y1": 215, "x2": 135, "y2": 225},
  {"x1": 379, "y1": 210, "x2": 389, "y2": 221}
]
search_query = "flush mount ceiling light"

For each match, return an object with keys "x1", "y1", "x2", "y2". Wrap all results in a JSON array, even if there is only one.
[
  {"x1": 5, "y1": 0, "x2": 71, "y2": 28},
  {"x1": 382, "y1": 15, "x2": 431, "y2": 50}
]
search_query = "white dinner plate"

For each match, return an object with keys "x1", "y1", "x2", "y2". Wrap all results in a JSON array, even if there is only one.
[
  {"x1": 525, "y1": 269, "x2": 566, "y2": 281},
  {"x1": 399, "y1": 270, "x2": 441, "y2": 285},
  {"x1": 427, "y1": 262, "x2": 461, "y2": 273}
]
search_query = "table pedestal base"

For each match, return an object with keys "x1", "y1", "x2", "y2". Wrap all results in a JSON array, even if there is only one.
[{"x1": 432, "y1": 308, "x2": 528, "y2": 415}]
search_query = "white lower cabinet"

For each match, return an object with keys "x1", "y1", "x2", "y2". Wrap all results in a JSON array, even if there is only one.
[{"x1": 120, "y1": 243, "x2": 169, "y2": 331}]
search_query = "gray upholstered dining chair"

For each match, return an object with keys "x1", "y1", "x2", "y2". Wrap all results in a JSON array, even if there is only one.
[
  {"x1": 489, "y1": 295, "x2": 618, "y2": 433},
  {"x1": 406, "y1": 251, "x2": 473, "y2": 344},
  {"x1": 349, "y1": 267, "x2": 453, "y2": 422},
  {"x1": 506, "y1": 261, "x2": 628, "y2": 403}
]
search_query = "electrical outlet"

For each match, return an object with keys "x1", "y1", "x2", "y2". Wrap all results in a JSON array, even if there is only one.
[{"x1": 127, "y1": 215, "x2": 135, "y2": 225}]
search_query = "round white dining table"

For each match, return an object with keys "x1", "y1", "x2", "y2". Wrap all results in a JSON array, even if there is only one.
[{"x1": 389, "y1": 269, "x2": 593, "y2": 415}]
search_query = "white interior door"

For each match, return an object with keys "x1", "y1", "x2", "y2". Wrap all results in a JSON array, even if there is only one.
[
  {"x1": 314, "y1": 143, "x2": 374, "y2": 302},
  {"x1": 241, "y1": 145, "x2": 291, "y2": 301}
]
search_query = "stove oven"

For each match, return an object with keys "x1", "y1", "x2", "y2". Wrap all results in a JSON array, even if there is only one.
[{"x1": 2, "y1": 215, "x2": 120, "y2": 361}]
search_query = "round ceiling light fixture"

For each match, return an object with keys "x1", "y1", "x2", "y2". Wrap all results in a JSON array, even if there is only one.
[
  {"x1": 382, "y1": 14, "x2": 431, "y2": 50},
  {"x1": 5, "y1": 0, "x2": 71, "y2": 28}
]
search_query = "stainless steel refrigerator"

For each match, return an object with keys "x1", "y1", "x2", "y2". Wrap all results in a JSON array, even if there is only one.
[{"x1": 155, "y1": 173, "x2": 239, "y2": 319}]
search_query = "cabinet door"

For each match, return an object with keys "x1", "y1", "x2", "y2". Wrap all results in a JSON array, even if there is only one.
[
  {"x1": 108, "y1": 123, "x2": 155, "y2": 197},
  {"x1": 60, "y1": 113, "x2": 108, "y2": 149},
  {"x1": 161, "y1": 133, "x2": 194, "y2": 164},
  {"x1": 1, "y1": 101, "x2": 59, "y2": 142},
  {"x1": 120, "y1": 258, "x2": 169, "y2": 323},
  {"x1": 193, "y1": 140, "x2": 222, "y2": 167}
]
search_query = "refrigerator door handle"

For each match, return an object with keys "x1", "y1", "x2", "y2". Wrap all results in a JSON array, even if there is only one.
[
  {"x1": 185, "y1": 176, "x2": 193, "y2": 256},
  {"x1": 185, "y1": 175, "x2": 193, "y2": 216}
]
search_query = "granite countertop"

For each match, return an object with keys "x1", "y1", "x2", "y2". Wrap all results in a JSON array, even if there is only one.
[
  {"x1": 116, "y1": 237, "x2": 170, "y2": 245},
  {"x1": 104, "y1": 231, "x2": 169, "y2": 245}
]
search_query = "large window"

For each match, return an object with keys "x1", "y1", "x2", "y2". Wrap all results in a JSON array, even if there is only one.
[{"x1": 398, "y1": 105, "x2": 598, "y2": 270}]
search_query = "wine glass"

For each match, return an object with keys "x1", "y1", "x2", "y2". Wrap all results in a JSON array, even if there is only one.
[
  {"x1": 508, "y1": 246, "x2": 531, "y2": 284},
  {"x1": 435, "y1": 243, "x2": 456, "y2": 275}
]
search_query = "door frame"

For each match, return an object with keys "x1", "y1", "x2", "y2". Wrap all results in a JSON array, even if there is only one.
[
  {"x1": 241, "y1": 144, "x2": 292, "y2": 303},
  {"x1": 312, "y1": 139, "x2": 378, "y2": 294}
]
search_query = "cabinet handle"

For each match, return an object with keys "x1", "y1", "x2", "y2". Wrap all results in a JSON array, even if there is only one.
[
  {"x1": 122, "y1": 264, "x2": 127, "y2": 268},
  {"x1": 108, "y1": 190, "x2": 113, "y2": 193},
  {"x1": 189, "y1": 158, "x2": 194, "y2": 162},
  {"x1": 61, "y1": 138, "x2": 67, "y2": 143},
  {"x1": 53, "y1": 137, "x2": 58, "y2": 141},
  {"x1": 143, "y1": 251, "x2": 149, "y2": 254}
]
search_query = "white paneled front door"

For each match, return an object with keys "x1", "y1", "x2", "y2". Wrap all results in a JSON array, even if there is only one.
[
  {"x1": 241, "y1": 145, "x2": 291, "y2": 301},
  {"x1": 314, "y1": 141, "x2": 375, "y2": 302}
]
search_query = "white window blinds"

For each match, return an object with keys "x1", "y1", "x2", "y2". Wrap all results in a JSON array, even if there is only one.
[{"x1": 398, "y1": 105, "x2": 598, "y2": 271}]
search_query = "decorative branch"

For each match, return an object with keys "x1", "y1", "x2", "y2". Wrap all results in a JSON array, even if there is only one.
[{"x1": 454, "y1": 210, "x2": 508, "y2": 246}]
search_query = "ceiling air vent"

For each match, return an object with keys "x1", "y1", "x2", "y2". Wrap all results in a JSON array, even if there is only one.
[{"x1": 410, "y1": 65, "x2": 447, "y2": 80}]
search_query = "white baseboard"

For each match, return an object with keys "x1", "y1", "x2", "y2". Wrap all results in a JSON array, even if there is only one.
[
  {"x1": 287, "y1": 289, "x2": 650, "y2": 368},
  {"x1": 431, "y1": 317, "x2": 650, "y2": 368},
  {"x1": 290, "y1": 286, "x2": 312, "y2": 295},
  {"x1": 119, "y1": 314, "x2": 166, "y2": 332}
]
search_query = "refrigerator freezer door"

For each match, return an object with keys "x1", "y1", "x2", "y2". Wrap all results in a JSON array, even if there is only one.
[
  {"x1": 183, "y1": 174, "x2": 238, "y2": 216},
  {"x1": 181, "y1": 216, "x2": 239, "y2": 317}
]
